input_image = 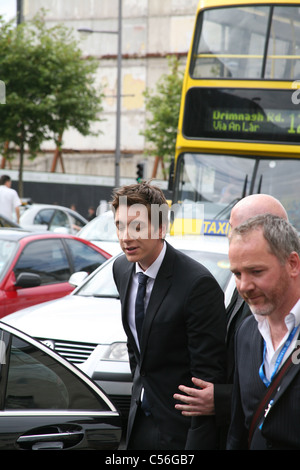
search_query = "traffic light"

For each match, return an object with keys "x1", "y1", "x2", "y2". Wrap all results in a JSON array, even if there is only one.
[{"x1": 136, "y1": 163, "x2": 144, "y2": 182}]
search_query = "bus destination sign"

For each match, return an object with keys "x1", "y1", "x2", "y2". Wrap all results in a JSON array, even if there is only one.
[{"x1": 183, "y1": 87, "x2": 300, "y2": 144}]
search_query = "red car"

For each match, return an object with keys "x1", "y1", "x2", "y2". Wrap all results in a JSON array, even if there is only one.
[{"x1": 0, "y1": 229, "x2": 111, "y2": 318}]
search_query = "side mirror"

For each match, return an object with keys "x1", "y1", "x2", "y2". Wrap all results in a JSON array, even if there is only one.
[
  {"x1": 15, "y1": 272, "x2": 41, "y2": 288},
  {"x1": 68, "y1": 271, "x2": 88, "y2": 287}
]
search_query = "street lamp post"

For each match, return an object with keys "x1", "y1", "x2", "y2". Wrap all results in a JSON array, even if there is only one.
[
  {"x1": 17, "y1": 0, "x2": 23, "y2": 24},
  {"x1": 78, "y1": 0, "x2": 122, "y2": 188}
]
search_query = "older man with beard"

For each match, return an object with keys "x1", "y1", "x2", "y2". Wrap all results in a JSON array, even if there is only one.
[
  {"x1": 227, "y1": 214, "x2": 300, "y2": 450},
  {"x1": 174, "y1": 194, "x2": 288, "y2": 448}
]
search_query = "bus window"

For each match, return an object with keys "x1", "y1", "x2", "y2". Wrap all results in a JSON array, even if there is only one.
[
  {"x1": 252, "y1": 159, "x2": 300, "y2": 231},
  {"x1": 175, "y1": 153, "x2": 256, "y2": 219},
  {"x1": 175, "y1": 153, "x2": 300, "y2": 232},
  {"x1": 172, "y1": 1, "x2": 300, "y2": 236},
  {"x1": 191, "y1": 5, "x2": 300, "y2": 80},
  {"x1": 266, "y1": 6, "x2": 300, "y2": 80}
]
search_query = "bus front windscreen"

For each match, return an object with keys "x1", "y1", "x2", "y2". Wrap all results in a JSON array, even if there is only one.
[{"x1": 174, "y1": 153, "x2": 300, "y2": 232}]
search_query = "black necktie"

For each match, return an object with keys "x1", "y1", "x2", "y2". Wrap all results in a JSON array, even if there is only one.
[
  {"x1": 135, "y1": 272, "x2": 151, "y2": 415},
  {"x1": 135, "y1": 272, "x2": 148, "y2": 342}
]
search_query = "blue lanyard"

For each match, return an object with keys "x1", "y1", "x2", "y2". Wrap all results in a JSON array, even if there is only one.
[{"x1": 259, "y1": 326, "x2": 298, "y2": 387}]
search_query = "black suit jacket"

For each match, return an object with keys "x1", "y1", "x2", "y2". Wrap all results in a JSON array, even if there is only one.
[
  {"x1": 113, "y1": 242, "x2": 227, "y2": 450},
  {"x1": 227, "y1": 315, "x2": 300, "y2": 450},
  {"x1": 214, "y1": 290, "x2": 250, "y2": 448},
  {"x1": 214, "y1": 290, "x2": 250, "y2": 427}
]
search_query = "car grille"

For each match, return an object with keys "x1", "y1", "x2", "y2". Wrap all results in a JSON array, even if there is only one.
[{"x1": 37, "y1": 338, "x2": 98, "y2": 364}]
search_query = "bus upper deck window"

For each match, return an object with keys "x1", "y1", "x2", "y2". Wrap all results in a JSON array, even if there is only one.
[{"x1": 190, "y1": 5, "x2": 300, "y2": 80}]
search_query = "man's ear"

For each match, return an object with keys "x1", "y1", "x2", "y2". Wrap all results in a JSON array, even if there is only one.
[{"x1": 288, "y1": 251, "x2": 300, "y2": 278}]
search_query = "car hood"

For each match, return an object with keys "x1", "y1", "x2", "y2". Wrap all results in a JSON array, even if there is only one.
[{"x1": 4, "y1": 295, "x2": 125, "y2": 344}]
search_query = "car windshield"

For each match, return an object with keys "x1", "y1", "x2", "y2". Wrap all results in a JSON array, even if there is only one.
[
  {"x1": 0, "y1": 239, "x2": 18, "y2": 280},
  {"x1": 76, "y1": 247, "x2": 230, "y2": 299},
  {"x1": 76, "y1": 257, "x2": 119, "y2": 298},
  {"x1": 78, "y1": 212, "x2": 118, "y2": 242}
]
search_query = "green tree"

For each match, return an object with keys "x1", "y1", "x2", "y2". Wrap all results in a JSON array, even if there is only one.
[
  {"x1": 0, "y1": 12, "x2": 103, "y2": 196},
  {"x1": 141, "y1": 55, "x2": 183, "y2": 177}
]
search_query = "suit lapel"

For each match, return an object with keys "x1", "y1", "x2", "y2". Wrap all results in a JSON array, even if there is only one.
[
  {"x1": 269, "y1": 346, "x2": 300, "y2": 406},
  {"x1": 252, "y1": 331, "x2": 300, "y2": 421},
  {"x1": 118, "y1": 260, "x2": 140, "y2": 357},
  {"x1": 118, "y1": 243, "x2": 175, "y2": 363},
  {"x1": 118, "y1": 260, "x2": 133, "y2": 311},
  {"x1": 139, "y1": 242, "x2": 175, "y2": 360}
]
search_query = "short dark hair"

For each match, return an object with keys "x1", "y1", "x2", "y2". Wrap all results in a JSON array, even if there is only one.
[
  {"x1": 230, "y1": 213, "x2": 300, "y2": 264},
  {"x1": 111, "y1": 180, "x2": 169, "y2": 230},
  {"x1": 0, "y1": 175, "x2": 11, "y2": 185}
]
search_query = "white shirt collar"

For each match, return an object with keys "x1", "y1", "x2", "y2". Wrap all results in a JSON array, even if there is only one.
[
  {"x1": 254, "y1": 298, "x2": 300, "y2": 361},
  {"x1": 254, "y1": 298, "x2": 300, "y2": 331},
  {"x1": 253, "y1": 299, "x2": 300, "y2": 382},
  {"x1": 135, "y1": 241, "x2": 166, "y2": 280}
]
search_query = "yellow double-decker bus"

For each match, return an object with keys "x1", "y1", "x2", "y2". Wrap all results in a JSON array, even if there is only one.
[{"x1": 171, "y1": 0, "x2": 300, "y2": 234}]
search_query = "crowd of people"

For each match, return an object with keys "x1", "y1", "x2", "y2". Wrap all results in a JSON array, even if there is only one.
[{"x1": 111, "y1": 180, "x2": 300, "y2": 451}]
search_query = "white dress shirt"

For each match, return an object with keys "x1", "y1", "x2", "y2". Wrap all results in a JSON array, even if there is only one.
[
  {"x1": 254, "y1": 299, "x2": 300, "y2": 381},
  {"x1": 127, "y1": 242, "x2": 166, "y2": 350}
]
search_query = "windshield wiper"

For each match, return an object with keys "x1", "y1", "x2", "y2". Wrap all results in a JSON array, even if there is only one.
[
  {"x1": 92, "y1": 294, "x2": 120, "y2": 299},
  {"x1": 215, "y1": 174, "x2": 248, "y2": 219}
]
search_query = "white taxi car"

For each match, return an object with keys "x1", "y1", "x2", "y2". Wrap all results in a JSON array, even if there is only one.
[{"x1": 3, "y1": 234, "x2": 233, "y2": 423}]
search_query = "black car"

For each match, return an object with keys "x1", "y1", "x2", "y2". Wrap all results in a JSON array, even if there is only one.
[{"x1": 0, "y1": 321, "x2": 121, "y2": 450}]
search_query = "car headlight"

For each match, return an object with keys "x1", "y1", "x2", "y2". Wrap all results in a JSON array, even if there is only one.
[{"x1": 102, "y1": 342, "x2": 128, "y2": 362}]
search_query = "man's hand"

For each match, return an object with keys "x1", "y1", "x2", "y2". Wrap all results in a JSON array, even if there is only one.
[{"x1": 173, "y1": 377, "x2": 215, "y2": 416}]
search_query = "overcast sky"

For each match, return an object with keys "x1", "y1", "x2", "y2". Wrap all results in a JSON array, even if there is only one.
[{"x1": 0, "y1": 0, "x2": 17, "y2": 22}]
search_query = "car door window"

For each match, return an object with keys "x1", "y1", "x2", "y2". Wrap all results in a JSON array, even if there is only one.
[
  {"x1": 3, "y1": 333, "x2": 111, "y2": 412},
  {"x1": 69, "y1": 214, "x2": 86, "y2": 232},
  {"x1": 49, "y1": 210, "x2": 71, "y2": 233},
  {"x1": 34, "y1": 209, "x2": 54, "y2": 226},
  {"x1": 0, "y1": 240, "x2": 17, "y2": 280},
  {"x1": 14, "y1": 239, "x2": 71, "y2": 284},
  {"x1": 64, "y1": 238, "x2": 107, "y2": 274}
]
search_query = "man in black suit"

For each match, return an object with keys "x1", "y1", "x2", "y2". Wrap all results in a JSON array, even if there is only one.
[
  {"x1": 173, "y1": 194, "x2": 288, "y2": 448},
  {"x1": 227, "y1": 214, "x2": 300, "y2": 449},
  {"x1": 111, "y1": 181, "x2": 226, "y2": 450}
]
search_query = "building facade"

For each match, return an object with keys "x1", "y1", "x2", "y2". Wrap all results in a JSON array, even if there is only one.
[{"x1": 19, "y1": 0, "x2": 198, "y2": 181}]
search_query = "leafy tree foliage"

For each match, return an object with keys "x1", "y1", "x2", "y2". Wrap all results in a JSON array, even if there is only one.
[
  {"x1": 0, "y1": 12, "x2": 103, "y2": 195},
  {"x1": 141, "y1": 56, "x2": 183, "y2": 168}
]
